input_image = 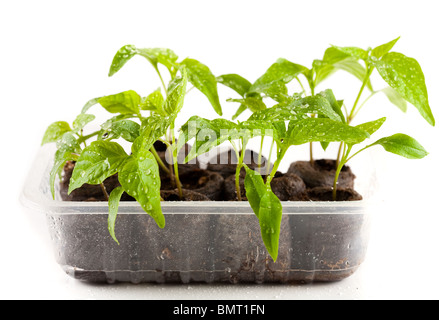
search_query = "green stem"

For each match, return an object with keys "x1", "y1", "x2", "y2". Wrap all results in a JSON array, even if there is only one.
[
  {"x1": 336, "y1": 67, "x2": 373, "y2": 166},
  {"x1": 150, "y1": 146, "x2": 171, "y2": 176},
  {"x1": 258, "y1": 136, "x2": 265, "y2": 173},
  {"x1": 100, "y1": 183, "x2": 109, "y2": 201},
  {"x1": 309, "y1": 80, "x2": 316, "y2": 164},
  {"x1": 296, "y1": 77, "x2": 306, "y2": 94},
  {"x1": 171, "y1": 122, "x2": 183, "y2": 199},
  {"x1": 234, "y1": 139, "x2": 247, "y2": 201},
  {"x1": 265, "y1": 139, "x2": 275, "y2": 176},
  {"x1": 155, "y1": 66, "x2": 168, "y2": 99},
  {"x1": 266, "y1": 147, "x2": 286, "y2": 186},
  {"x1": 266, "y1": 158, "x2": 281, "y2": 186},
  {"x1": 335, "y1": 142, "x2": 344, "y2": 168},
  {"x1": 351, "y1": 91, "x2": 378, "y2": 120},
  {"x1": 348, "y1": 67, "x2": 374, "y2": 124},
  {"x1": 77, "y1": 131, "x2": 100, "y2": 144},
  {"x1": 332, "y1": 144, "x2": 352, "y2": 201}
]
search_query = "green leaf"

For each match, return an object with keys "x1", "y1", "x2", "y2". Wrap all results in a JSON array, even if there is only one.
[
  {"x1": 249, "y1": 103, "x2": 309, "y2": 122},
  {"x1": 369, "y1": 134, "x2": 428, "y2": 159},
  {"x1": 288, "y1": 95, "x2": 343, "y2": 122},
  {"x1": 178, "y1": 116, "x2": 238, "y2": 162},
  {"x1": 119, "y1": 150, "x2": 165, "y2": 228},
  {"x1": 50, "y1": 132, "x2": 82, "y2": 199},
  {"x1": 249, "y1": 58, "x2": 309, "y2": 95},
  {"x1": 42, "y1": 121, "x2": 72, "y2": 145},
  {"x1": 180, "y1": 58, "x2": 223, "y2": 116},
  {"x1": 140, "y1": 88, "x2": 165, "y2": 114},
  {"x1": 101, "y1": 118, "x2": 140, "y2": 143},
  {"x1": 133, "y1": 114, "x2": 175, "y2": 154},
  {"x1": 231, "y1": 103, "x2": 248, "y2": 120},
  {"x1": 374, "y1": 52, "x2": 434, "y2": 126},
  {"x1": 137, "y1": 48, "x2": 179, "y2": 78},
  {"x1": 109, "y1": 45, "x2": 179, "y2": 78},
  {"x1": 314, "y1": 48, "x2": 372, "y2": 91},
  {"x1": 227, "y1": 97, "x2": 267, "y2": 113},
  {"x1": 68, "y1": 141, "x2": 128, "y2": 194},
  {"x1": 381, "y1": 87, "x2": 408, "y2": 112},
  {"x1": 73, "y1": 114, "x2": 96, "y2": 132},
  {"x1": 217, "y1": 74, "x2": 252, "y2": 97},
  {"x1": 50, "y1": 152, "x2": 78, "y2": 200},
  {"x1": 108, "y1": 45, "x2": 139, "y2": 77},
  {"x1": 98, "y1": 90, "x2": 141, "y2": 115},
  {"x1": 238, "y1": 120, "x2": 282, "y2": 144},
  {"x1": 322, "y1": 46, "x2": 359, "y2": 65},
  {"x1": 258, "y1": 189, "x2": 283, "y2": 262},
  {"x1": 163, "y1": 68, "x2": 188, "y2": 116},
  {"x1": 331, "y1": 45, "x2": 369, "y2": 61},
  {"x1": 81, "y1": 97, "x2": 102, "y2": 114},
  {"x1": 371, "y1": 37, "x2": 400, "y2": 59},
  {"x1": 244, "y1": 166, "x2": 267, "y2": 218},
  {"x1": 317, "y1": 89, "x2": 345, "y2": 123},
  {"x1": 355, "y1": 117, "x2": 386, "y2": 136},
  {"x1": 108, "y1": 186, "x2": 125, "y2": 245},
  {"x1": 287, "y1": 118, "x2": 370, "y2": 146}
]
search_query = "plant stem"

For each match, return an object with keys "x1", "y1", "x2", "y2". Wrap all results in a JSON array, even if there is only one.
[
  {"x1": 348, "y1": 67, "x2": 373, "y2": 124},
  {"x1": 150, "y1": 146, "x2": 171, "y2": 175},
  {"x1": 77, "y1": 131, "x2": 100, "y2": 144},
  {"x1": 266, "y1": 157, "x2": 281, "y2": 186},
  {"x1": 155, "y1": 66, "x2": 168, "y2": 99},
  {"x1": 336, "y1": 67, "x2": 373, "y2": 165},
  {"x1": 234, "y1": 139, "x2": 246, "y2": 201},
  {"x1": 100, "y1": 183, "x2": 109, "y2": 201},
  {"x1": 258, "y1": 136, "x2": 265, "y2": 173},
  {"x1": 309, "y1": 82, "x2": 316, "y2": 164},
  {"x1": 266, "y1": 147, "x2": 286, "y2": 186},
  {"x1": 296, "y1": 76, "x2": 306, "y2": 94},
  {"x1": 171, "y1": 123, "x2": 183, "y2": 199},
  {"x1": 351, "y1": 91, "x2": 378, "y2": 120},
  {"x1": 335, "y1": 142, "x2": 344, "y2": 168},
  {"x1": 265, "y1": 139, "x2": 275, "y2": 176},
  {"x1": 332, "y1": 144, "x2": 352, "y2": 201},
  {"x1": 235, "y1": 162, "x2": 243, "y2": 201}
]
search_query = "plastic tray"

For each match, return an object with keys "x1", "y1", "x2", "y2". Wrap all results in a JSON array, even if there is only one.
[{"x1": 20, "y1": 145, "x2": 372, "y2": 284}]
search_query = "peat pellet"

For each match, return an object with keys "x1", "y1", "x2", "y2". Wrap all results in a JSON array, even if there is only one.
[
  {"x1": 160, "y1": 189, "x2": 211, "y2": 201},
  {"x1": 270, "y1": 173, "x2": 308, "y2": 201},
  {"x1": 307, "y1": 186, "x2": 363, "y2": 201},
  {"x1": 288, "y1": 159, "x2": 356, "y2": 189}
]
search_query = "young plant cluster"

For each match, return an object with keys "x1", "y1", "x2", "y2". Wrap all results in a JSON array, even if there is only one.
[{"x1": 43, "y1": 38, "x2": 433, "y2": 261}]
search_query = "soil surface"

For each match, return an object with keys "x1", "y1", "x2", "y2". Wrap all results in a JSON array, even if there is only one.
[
  {"x1": 288, "y1": 159, "x2": 356, "y2": 189},
  {"x1": 60, "y1": 150, "x2": 362, "y2": 202}
]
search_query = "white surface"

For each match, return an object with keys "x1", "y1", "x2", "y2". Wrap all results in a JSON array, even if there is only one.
[{"x1": 2, "y1": 0, "x2": 439, "y2": 300}]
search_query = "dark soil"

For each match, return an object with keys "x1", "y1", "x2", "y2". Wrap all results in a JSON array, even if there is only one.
[
  {"x1": 307, "y1": 187, "x2": 363, "y2": 201},
  {"x1": 161, "y1": 169, "x2": 224, "y2": 201},
  {"x1": 160, "y1": 189, "x2": 210, "y2": 201},
  {"x1": 60, "y1": 151, "x2": 363, "y2": 202},
  {"x1": 271, "y1": 173, "x2": 309, "y2": 201},
  {"x1": 207, "y1": 149, "x2": 272, "y2": 179},
  {"x1": 223, "y1": 171, "x2": 247, "y2": 201},
  {"x1": 288, "y1": 159, "x2": 356, "y2": 189},
  {"x1": 154, "y1": 141, "x2": 200, "y2": 176}
]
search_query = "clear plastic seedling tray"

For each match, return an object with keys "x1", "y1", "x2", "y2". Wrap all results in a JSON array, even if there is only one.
[{"x1": 20, "y1": 145, "x2": 374, "y2": 284}]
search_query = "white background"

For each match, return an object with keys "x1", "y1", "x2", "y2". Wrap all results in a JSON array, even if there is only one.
[{"x1": 1, "y1": 0, "x2": 439, "y2": 300}]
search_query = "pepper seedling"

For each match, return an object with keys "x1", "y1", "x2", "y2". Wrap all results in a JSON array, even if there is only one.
[
  {"x1": 178, "y1": 91, "x2": 379, "y2": 261},
  {"x1": 42, "y1": 45, "x2": 224, "y2": 243}
]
